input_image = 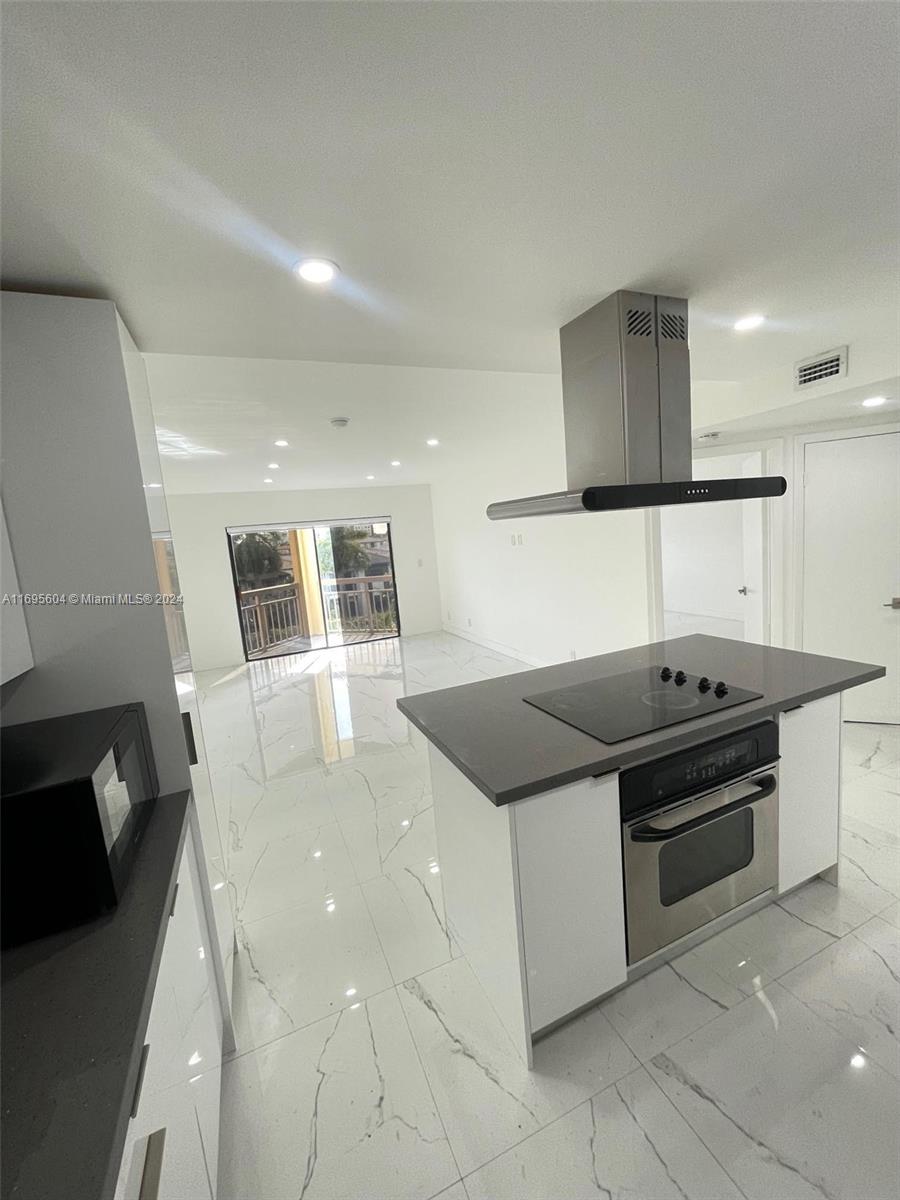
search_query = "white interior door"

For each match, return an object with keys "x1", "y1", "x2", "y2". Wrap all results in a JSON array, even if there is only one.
[
  {"x1": 661, "y1": 451, "x2": 766, "y2": 643},
  {"x1": 802, "y1": 431, "x2": 900, "y2": 723}
]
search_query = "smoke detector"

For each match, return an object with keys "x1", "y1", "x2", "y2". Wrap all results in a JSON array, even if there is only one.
[{"x1": 330, "y1": 417, "x2": 350, "y2": 429}]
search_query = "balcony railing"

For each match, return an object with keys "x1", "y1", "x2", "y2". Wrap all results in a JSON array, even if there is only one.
[
  {"x1": 239, "y1": 576, "x2": 398, "y2": 656},
  {"x1": 322, "y1": 576, "x2": 398, "y2": 635}
]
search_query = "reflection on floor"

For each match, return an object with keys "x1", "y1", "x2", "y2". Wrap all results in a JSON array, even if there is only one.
[{"x1": 194, "y1": 633, "x2": 900, "y2": 1200}]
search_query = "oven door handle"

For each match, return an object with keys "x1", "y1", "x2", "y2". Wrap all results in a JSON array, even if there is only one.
[{"x1": 630, "y1": 774, "x2": 777, "y2": 843}]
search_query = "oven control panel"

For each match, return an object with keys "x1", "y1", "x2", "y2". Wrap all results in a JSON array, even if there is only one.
[{"x1": 619, "y1": 720, "x2": 779, "y2": 820}]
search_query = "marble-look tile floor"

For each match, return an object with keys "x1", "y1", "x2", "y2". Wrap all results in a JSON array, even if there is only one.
[{"x1": 194, "y1": 633, "x2": 900, "y2": 1200}]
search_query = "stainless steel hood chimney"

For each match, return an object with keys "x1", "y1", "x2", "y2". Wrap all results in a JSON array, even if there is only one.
[{"x1": 486, "y1": 290, "x2": 786, "y2": 519}]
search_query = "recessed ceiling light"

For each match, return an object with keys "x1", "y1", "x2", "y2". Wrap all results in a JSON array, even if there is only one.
[
  {"x1": 263, "y1": 478, "x2": 274, "y2": 484},
  {"x1": 426, "y1": 438, "x2": 440, "y2": 447},
  {"x1": 268, "y1": 462, "x2": 280, "y2": 469},
  {"x1": 274, "y1": 439, "x2": 289, "y2": 447},
  {"x1": 862, "y1": 396, "x2": 887, "y2": 408},
  {"x1": 365, "y1": 474, "x2": 375, "y2": 480},
  {"x1": 390, "y1": 460, "x2": 401, "y2": 467},
  {"x1": 295, "y1": 258, "x2": 338, "y2": 284},
  {"x1": 734, "y1": 314, "x2": 765, "y2": 332}
]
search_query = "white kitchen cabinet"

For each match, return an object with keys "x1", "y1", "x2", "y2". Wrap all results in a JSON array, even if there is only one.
[
  {"x1": 0, "y1": 499, "x2": 33, "y2": 684},
  {"x1": 513, "y1": 773, "x2": 627, "y2": 1033},
  {"x1": 429, "y1": 746, "x2": 627, "y2": 1064},
  {"x1": 179, "y1": 686, "x2": 235, "y2": 1012},
  {"x1": 778, "y1": 693, "x2": 842, "y2": 894},
  {"x1": 114, "y1": 834, "x2": 222, "y2": 1200}
]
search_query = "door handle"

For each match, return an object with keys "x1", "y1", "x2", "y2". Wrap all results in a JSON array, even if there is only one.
[
  {"x1": 883, "y1": 598, "x2": 900, "y2": 609},
  {"x1": 181, "y1": 710, "x2": 198, "y2": 766},
  {"x1": 631, "y1": 774, "x2": 777, "y2": 842},
  {"x1": 138, "y1": 1128, "x2": 166, "y2": 1200},
  {"x1": 130, "y1": 1043, "x2": 150, "y2": 1119},
  {"x1": 737, "y1": 586, "x2": 749, "y2": 595}
]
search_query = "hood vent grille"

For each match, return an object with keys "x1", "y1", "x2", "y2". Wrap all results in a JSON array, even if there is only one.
[
  {"x1": 625, "y1": 307, "x2": 653, "y2": 337},
  {"x1": 794, "y1": 345, "x2": 848, "y2": 389},
  {"x1": 659, "y1": 311, "x2": 687, "y2": 341}
]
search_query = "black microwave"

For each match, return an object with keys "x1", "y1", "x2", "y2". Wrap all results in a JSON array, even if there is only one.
[{"x1": 1, "y1": 703, "x2": 159, "y2": 948}]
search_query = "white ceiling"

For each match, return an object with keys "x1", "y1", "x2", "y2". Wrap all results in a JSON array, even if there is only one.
[
  {"x1": 143, "y1": 352, "x2": 562, "y2": 493},
  {"x1": 694, "y1": 376, "x2": 900, "y2": 438},
  {"x1": 3, "y1": 2, "x2": 898, "y2": 377},
  {"x1": 145, "y1": 350, "x2": 898, "y2": 496}
]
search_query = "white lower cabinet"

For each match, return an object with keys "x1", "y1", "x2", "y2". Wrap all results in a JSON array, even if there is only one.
[
  {"x1": 778, "y1": 693, "x2": 842, "y2": 894},
  {"x1": 115, "y1": 833, "x2": 222, "y2": 1200},
  {"x1": 180, "y1": 691, "x2": 236, "y2": 1014},
  {"x1": 513, "y1": 772, "x2": 627, "y2": 1034}
]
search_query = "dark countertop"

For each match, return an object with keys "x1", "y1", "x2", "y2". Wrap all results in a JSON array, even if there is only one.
[
  {"x1": 397, "y1": 635, "x2": 885, "y2": 805},
  {"x1": 1, "y1": 790, "x2": 192, "y2": 1200}
]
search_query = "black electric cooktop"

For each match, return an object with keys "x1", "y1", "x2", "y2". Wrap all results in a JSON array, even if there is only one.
[{"x1": 524, "y1": 665, "x2": 763, "y2": 744}]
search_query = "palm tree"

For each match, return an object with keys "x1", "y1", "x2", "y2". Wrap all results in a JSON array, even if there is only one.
[
  {"x1": 232, "y1": 531, "x2": 286, "y2": 588},
  {"x1": 323, "y1": 526, "x2": 370, "y2": 579}
]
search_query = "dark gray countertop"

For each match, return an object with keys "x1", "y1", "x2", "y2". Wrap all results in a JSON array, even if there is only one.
[
  {"x1": 397, "y1": 635, "x2": 885, "y2": 804},
  {"x1": 1, "y1": 791, "x2": 192, "y2": 1200}
]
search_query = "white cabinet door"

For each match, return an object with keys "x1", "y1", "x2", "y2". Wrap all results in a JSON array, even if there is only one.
[
  {"x1": 115, "y1": 836, "x2": 222, "y2": 1200},
  {"x1": 143, "y1": 835, "x2": 222, "y2": 1098},
  {"x1": 180, "y1": 687, "x2": 235, "y2": 1013},
  {"x1": 778, "y1": 694, "x2": 842, "y2": 894},
  {"x1": 513, "y1": 773, "x2": 627, "y2": 1034},
  {"x1": 115, "y1": 1085, "x2": 213, "y2": 1200},
  {"x1": 0, "y1": 499, "x2": 33, "y2": 684}
]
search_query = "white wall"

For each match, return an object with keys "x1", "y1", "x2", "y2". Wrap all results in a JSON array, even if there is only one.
[
  {"x1": 660, "y1": 454, "x2": 750, "y2": 623},
  {"x1": 0, "y1": 293, "x2": 190, "y2": 793},
  {"x1": 427, "y1": 379, "x2": 651, "y2": 666},
  {"x1": 167, "y1": 484, "x2": 441, "y2": 671},
  {"x1": 145, "y1": 352, "x2": 651, "y2": 668}
]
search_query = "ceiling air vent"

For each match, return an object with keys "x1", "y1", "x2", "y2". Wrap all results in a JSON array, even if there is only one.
[
  {"x1": 625, "y1": 307, "x2": 653, "y2": 337},
  {"x1": 794, "y1": 345, "x2": 848, "y2": 390}
]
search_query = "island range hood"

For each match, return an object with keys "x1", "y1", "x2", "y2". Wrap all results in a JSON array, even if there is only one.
[{"x1": 486, "y1": 290, "x2": 786, "y2": 520}]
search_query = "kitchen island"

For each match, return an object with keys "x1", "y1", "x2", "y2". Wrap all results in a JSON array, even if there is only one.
[{"x1": 397, "y1": 634, "x2": 885, "y2": 1066}]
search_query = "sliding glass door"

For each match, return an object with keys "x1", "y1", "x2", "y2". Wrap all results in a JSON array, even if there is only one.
[
  {"x1": 314, "y1": 521, "x2": 399, "y2": 648},
  {"x1": 228, "y1": 518, "x2": 400, "y2": 661}
]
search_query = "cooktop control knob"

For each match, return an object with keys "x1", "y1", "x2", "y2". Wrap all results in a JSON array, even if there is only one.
[
  {"x1": 698, "y1": 676, "x2": 711, "y2": 692},
  {"x1": 714, "y1": 681, "x2": 729, "y2": 697},
  {"x1": 674, "y1": 670, "x2": 687, "y2": 685},
  {"x1": 660, "y1": 667, "x2": 673, "y2": 681}
]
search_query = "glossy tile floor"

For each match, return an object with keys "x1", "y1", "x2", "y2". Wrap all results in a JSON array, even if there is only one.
[{"x1": 195, "y1": 633, "x2": 900, "y2": 1200}]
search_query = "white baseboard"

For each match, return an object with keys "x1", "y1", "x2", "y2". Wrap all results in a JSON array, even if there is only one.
[{"x1": 440, "y1": 623, "x2": 548, "y2": 669}]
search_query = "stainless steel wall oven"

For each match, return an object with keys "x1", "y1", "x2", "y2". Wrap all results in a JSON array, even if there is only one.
[{"x1": 620, "y1": 722, "x2": 779, "y2": 964}]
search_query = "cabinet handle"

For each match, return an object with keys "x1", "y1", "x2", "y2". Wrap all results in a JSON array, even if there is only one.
[
  {"x1": 130, "y1": 1043, "x2": 150, "y2": 1119},
  {"x1": 181, "y1": 711, "x2": 198, "y2": 765},
  {"x1": 138, "y1": 1128, "x2": 166, "y2": 1200},
  {"x1": 169, "y1": 882, "x2": 179, "y2": 919}
]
